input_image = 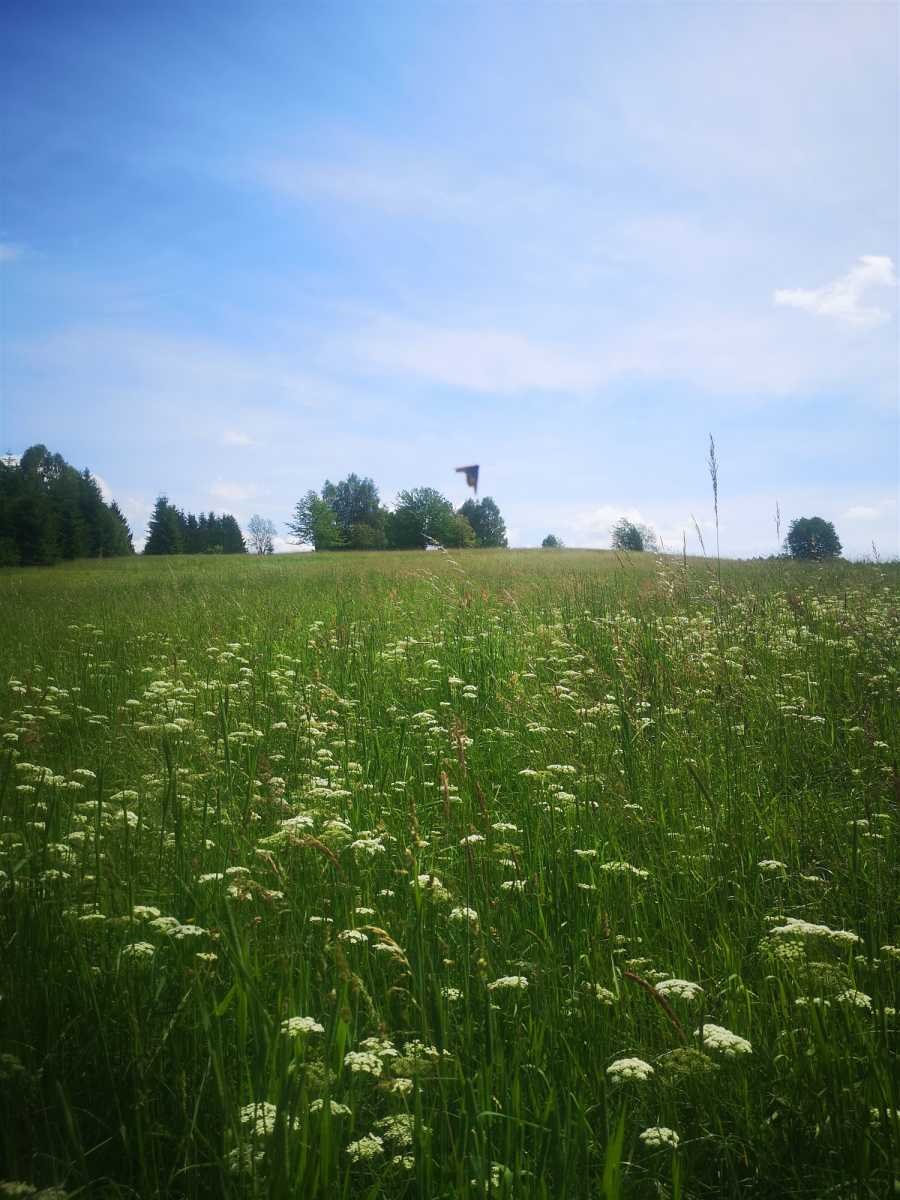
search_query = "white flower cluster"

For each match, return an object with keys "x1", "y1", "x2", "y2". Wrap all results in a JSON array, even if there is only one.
[
  {"x1": 346, "y1": 1133, "x2": 384, "y2": 1162},
  {"x1": 343, "y1": 1050, "x2": 383, "y2": 1077},
  {"x1": 374, "y1": 1113, "x2": 418, "y2": 1148},
  {"x1": 606, "y1": 1057, "x2": 654, "y2": 1083},
  {"x1": 696, "y1": 1023, "x2": 752, "y2": 1057},
  {"x1": 584, "y1": 983, "x2": 617, "y2": 1005},
  {"x1": 280, "y1": 1016, "x2": 324, "y2": 1036},
  {"x1": 639, "y1": 1126, "x2": 680, "y2": 1149},
  {"x1": 239, "y1": 1101, "x2": 278, "y2": 1137},
  {"x1": 120, "y1": 941, "x2": 155, "y2": 960},
  {"x1": 487, "y1": 975, "x2": 529, "y2": 991},
  {"x1": 449, "y1": 906, "x2": 479, "y2": 927},
  {"x1": 410, "y1": 874, "x2": 451, "y2": 901},
  {"x1": 768, "y1": 917, "x2": 859, "y2": 946},
  {"x1": 834, "y1": 989, "x2": 872, "y2": 1010},
  {"x1": 598, "y1": 861, "x2": 650, "y2": 879},
  {"x1": 655, "y1": 978, "x2": 703, "y2": 1002},
  {"x1": 309, "y1": 1099, "x2": 352, "y2": 1116}
]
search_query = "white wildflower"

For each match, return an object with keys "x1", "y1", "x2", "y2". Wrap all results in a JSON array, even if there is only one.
[
  {"x1": 655, "y1": 979, "x2": 704, "y2": 1002},
  {"x1": 606, "y1": 1057, "x2": 654, "y2": 1083},
  {"x1": 280, "y1": 1016, "x2": 325, "y2": 1036},
  {"x1": 696, "y1": 1023, "x2": 752, "y2": 1057},
  {"x1": 343, "y1": 1051, "x2": 383, "y2": 1077},
  {"x1": 346, "y1": 1134, "x2": 384, "y2": 1162},
  {"x1": 640, "y1": 1126, "x2": 680, "y2": 1149},
  {"x1": 487, "y1": 975, "x2": 528, "y2": 991}
]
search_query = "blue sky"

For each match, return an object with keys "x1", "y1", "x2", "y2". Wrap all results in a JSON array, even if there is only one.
[{"x1": 2, "y1": 0, "x2": 897, "y2": 556}]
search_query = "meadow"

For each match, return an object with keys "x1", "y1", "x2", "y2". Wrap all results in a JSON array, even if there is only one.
[{"x1": 0, "y1": 548, "x2": 897, "y2": 1199}]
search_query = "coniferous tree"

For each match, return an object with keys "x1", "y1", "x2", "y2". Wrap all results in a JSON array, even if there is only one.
[
  {"x1": 144, "y1": 496, "x2": 183, "y2": 555},
  {"x1": 0, "y1": 445, "x2": 134, "y2": 566}
]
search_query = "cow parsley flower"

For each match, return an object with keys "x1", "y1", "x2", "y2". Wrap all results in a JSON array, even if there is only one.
[
  {"x1": 280, "y1": 1016, "x2": 325, "y2": 1036},
  {"x1": 343, "y1": 1051, "x2": 383, "y2": 1077},
  {"x1": 606, "y1": 1057, "x2": 654, "y2": 1083},
  {"x1": 309, "y1": 1099, "x2": 352, "y2": 1116},
  {"x1": 696, "y1": 1023, "x2": 752, "y2": 1057},
  {"x1": 346, "y1": 1134, "x2": 384, "y2": 1162},
  {"x1": 835, "y1": 989, "x2": 872, "y2": 1010},
  {"x1": 487, "y1": 975, "x2": 528, "y2": 991},
  {"x1": 338, "y1": 929, "x2": 368, "y2": 945},
  {"x1": 599, "y1": 861, "x2": 649, "y2": 879},
  {"x1": 449, "y1": 905, "x2": 480, "y2": 926},
  {"x1": 121, "y1": 941, "x2": 155, "y2": 960},
  {"x1": 640, "y1": 1126, "x2": 680, "y2": 1149},
  {"x1": 655, "y1": 978, "x2": 704, "y2": 1002}
]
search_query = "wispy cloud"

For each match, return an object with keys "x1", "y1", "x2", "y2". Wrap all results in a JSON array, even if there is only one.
[
  {"x1": 0, "y1": 242, "x2": 24, "y2": 263},
  {"x1": 774, "y1": 256, "x2": 897, "y2": 327},
  {"x1": 222, "y1": 429, "x2": 253, "y2": 446},
  {"x1": 210, "y1": 481, "x2": 257, "y2": 503},
  {"x1": 344, "y1": 304, "x2": 895, "y2": 401},
  {"x1": 842, "y1": 497, "x2": 897, "y2": 522}
]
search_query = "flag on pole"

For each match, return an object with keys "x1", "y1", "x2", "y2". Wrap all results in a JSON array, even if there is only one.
[{"x1": 456, "y1": 465, "x2": 479, "y2": 494}]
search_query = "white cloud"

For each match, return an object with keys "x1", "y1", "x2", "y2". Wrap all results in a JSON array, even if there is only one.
[
  {"x1": 843, "y1": 505, "x2": 880, "y2": 520},
  {"x1": 842, "y1": 498, "x2": 897, "y2": 522},
  {"x1": 222, "y1": 429, "x2": 253, "y2": 446},
  {"x1": 344, "y1": 303, "x2": 895, "y2": 401},
  {"x1": 774, "y1": 256, "x2": 897, "y2": 327},
  {"x1": 349, "y1": 318, "x2": 604, "y2": 394},
  {"x1": 210, "y1": 481, "x2": 256, "y2": 503},
  {"x1": 0, "y1": 242, "x2": 23, "y2": 264}
]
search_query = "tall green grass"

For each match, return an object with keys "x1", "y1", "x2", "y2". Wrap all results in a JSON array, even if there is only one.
[{"x1": 0, "y1": 549, "x2": 897, "y2": 1198}]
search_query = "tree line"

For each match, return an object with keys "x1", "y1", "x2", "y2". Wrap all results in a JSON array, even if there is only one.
[
  {"x1": 0, "y1": 445, "x2": 133, "y2": 566},
  {"x1": 287, "y1": 474, "x2": 508, "y2": 551},
  {"x1": 143, "y1": 496, "x2": 246, "y2": 556}
]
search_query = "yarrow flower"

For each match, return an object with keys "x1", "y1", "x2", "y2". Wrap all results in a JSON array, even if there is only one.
[
  {"x1": 639, "y1": 1126, "x2": 680, "y2": 1149},
  {"x1": 343, "y1": 1050, "x2": 384, "y2": 1077},
  {"x1": 758, "y1": 860, "x2": 788, "y2": 874},
  {"x1": 280, "y1": 1016, "x2": 325, "y2": 1036},
  {"x1": 768, "y1": 917, "x2": 859, "y2": 946},
  {"x1": 120, "y1": 941, "x2": 155, "y2": 960},
  {"x1": 696, "y1": 1023, "x2": 752, "y2": 1057},
  {"x1": 449, "y1": 906, "x2": 480, "y2": 927},
  {"x1": 655, "y1": 978, "x2": 704, "y2": 1002},
  {"x1": 606, "y1": 1057, "x2": 654, "y2": 1083},
  {"x1": 346, "y1": 1134, "x2": 384, "y2": 1162},
  {"x1": 338, "y1": 929, "x2": 368, "y2": 945},
  {"x1": 410, "y1": 874, "x2": 451, "y2": 901},
  {"x1": 239, "y1": 1101, "x2": 278, "y2": 1137},
  {"x1": 309, "y1": 1099, "x2": 352, "y2": 1116},
  {"x1": 599, "y1": 861, "x2": 649, "y2": 879},
  {"x1": 487, "y1": 975, "x2": 528, "y2": 991},
  {"x1": 834, "y1": 989, "x2": 872, "y2": 1010},
  {"x1": 584, "y1": 983, "x2": 616, "y2": 1005}
]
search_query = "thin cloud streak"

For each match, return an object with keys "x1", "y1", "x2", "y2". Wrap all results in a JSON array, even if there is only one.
[{"x1": 774, "y1": 256, "x2": 897, "y2": 327}]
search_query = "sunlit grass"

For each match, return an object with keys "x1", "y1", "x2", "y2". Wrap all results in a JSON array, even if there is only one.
[{"x1": 0, "y1": 549, "x2": 897, "y2": 1198}]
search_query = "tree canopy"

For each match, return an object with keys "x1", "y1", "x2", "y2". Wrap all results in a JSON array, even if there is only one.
[
  {"x1": 784, "y1": 517, "x2": 842, "y2": 561},
  {"x1": 287, "y1": 477, "x2": 501, "y2": 551},
  {"x1": 144, "y1": 498, "x2": 245, "y2": 555},
  {"x1": 611, "y1": 517, "x2": 657, "y2": 552},
  {"x1": 0, "y1": 445, "x2": 133, "y2": 566},
  {"x1": 459, "y1": 497, "x2": 508, "y2": 547},
  {"x1": 541, "y1": 534, "x2": 563, "y2": 549}
]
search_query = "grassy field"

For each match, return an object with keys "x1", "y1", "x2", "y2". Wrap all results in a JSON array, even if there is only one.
[{"x1": 0, "y1": 548, "x2": 897, "y2": 1199}]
